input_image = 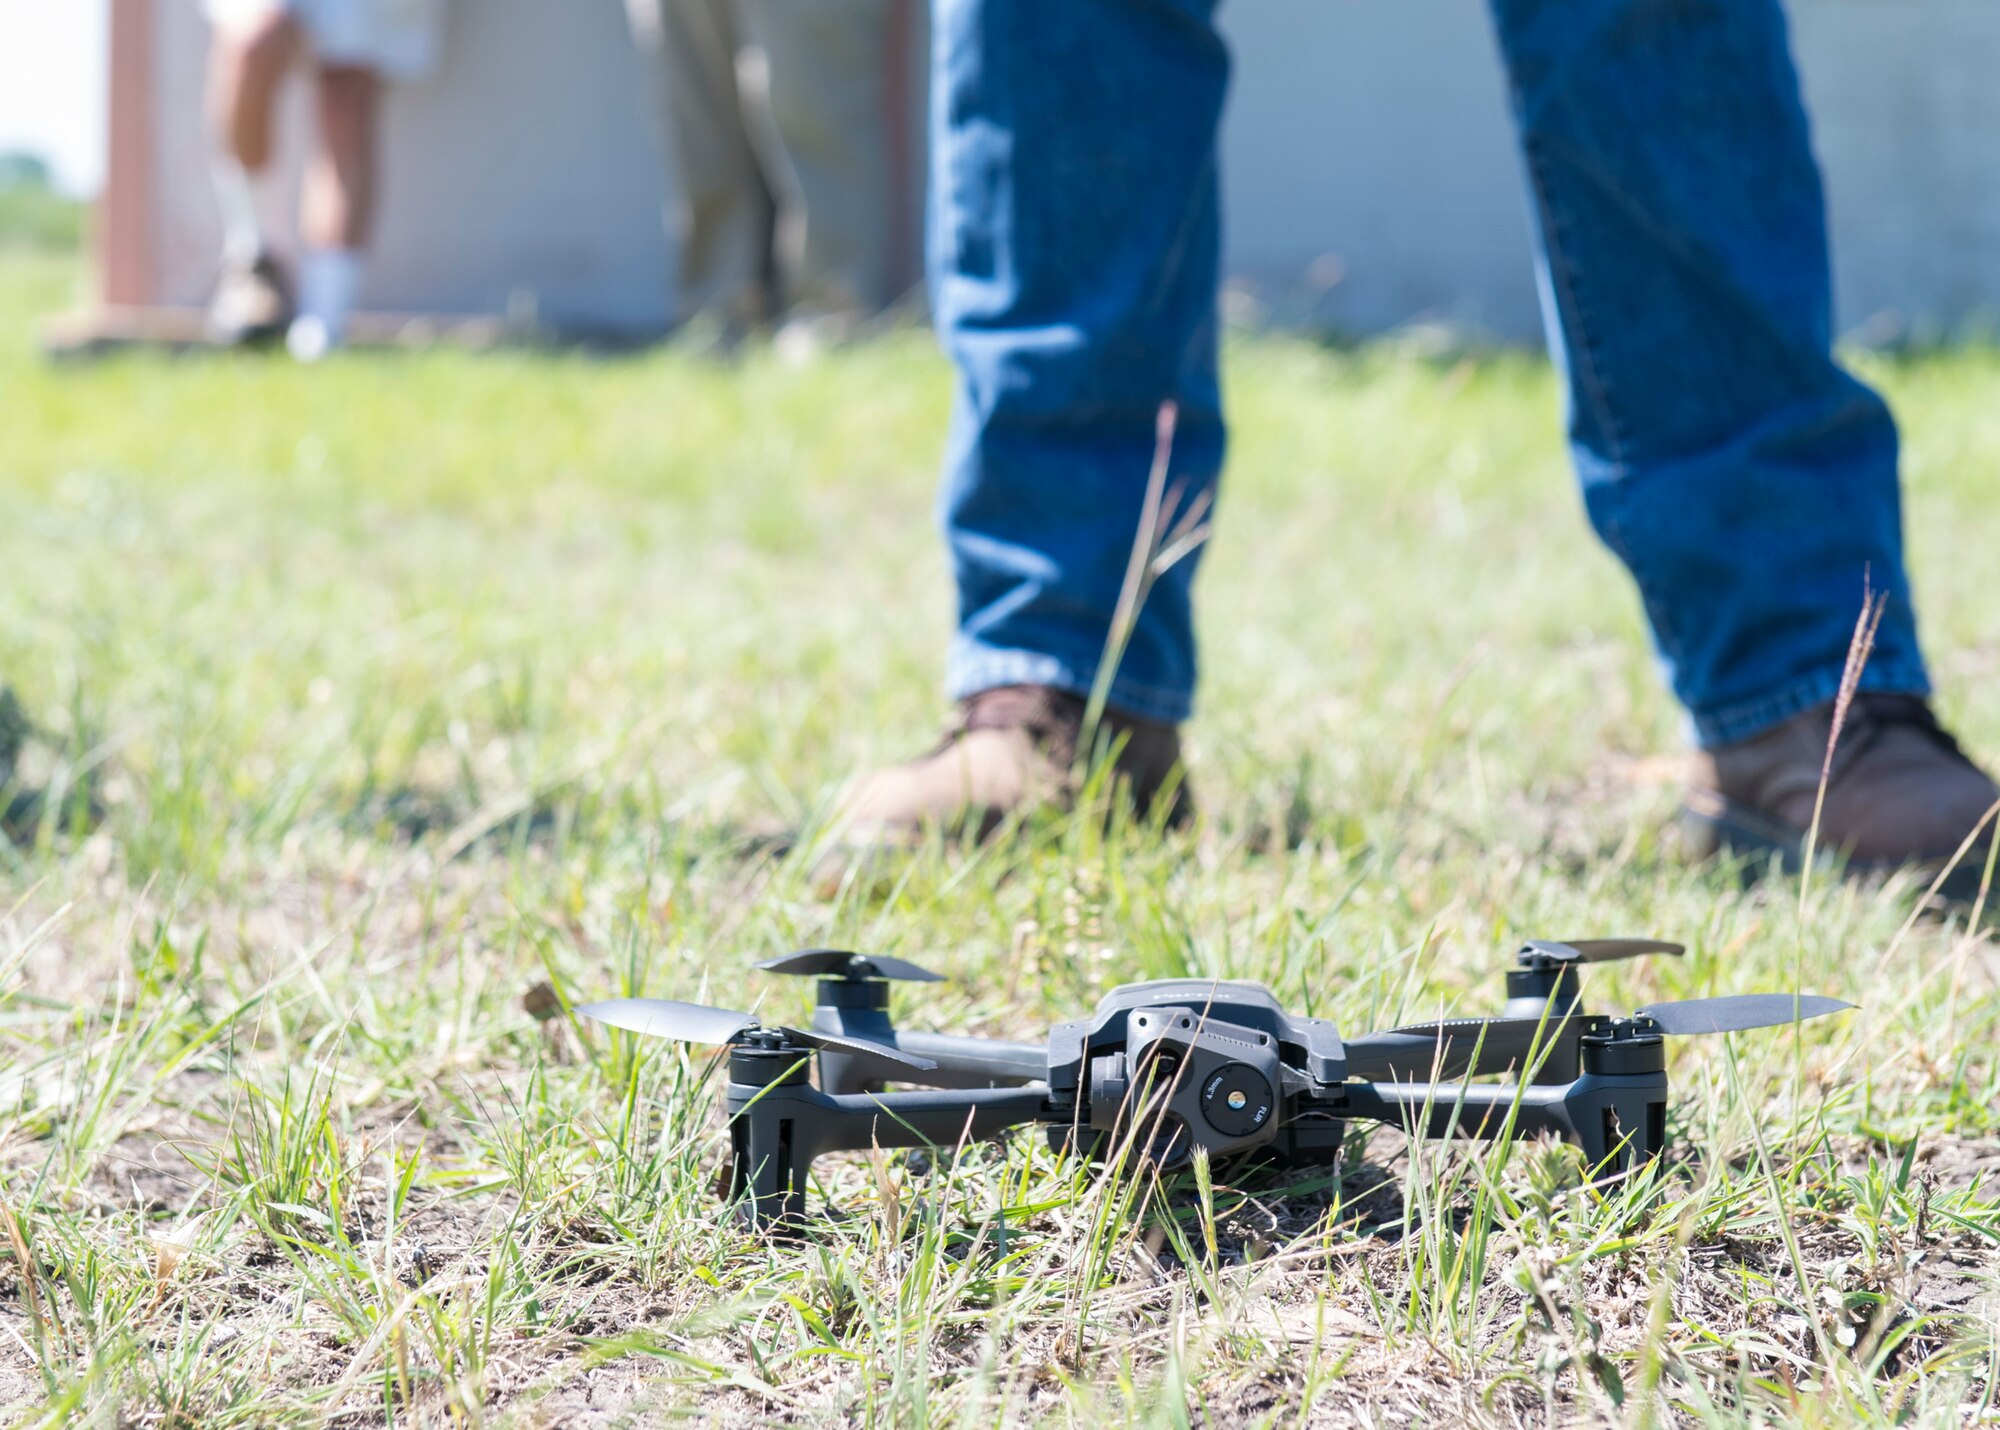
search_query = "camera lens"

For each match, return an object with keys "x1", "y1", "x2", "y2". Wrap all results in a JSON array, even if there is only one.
[{"x1": 1199, "y1": 1064, "x2": 1274, "y2": 1138}]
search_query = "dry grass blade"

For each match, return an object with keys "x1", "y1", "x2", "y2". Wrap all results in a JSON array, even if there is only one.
[
  {"x1": 0, "y1": 1204, "x2": 52, "y2": 1352},
  {"x1": 1798, "y1": 581, "x2": 1887, "y2": 921},
  {"x1": 1079, "y1": 400, "x2": 1213, "y2": 773}
]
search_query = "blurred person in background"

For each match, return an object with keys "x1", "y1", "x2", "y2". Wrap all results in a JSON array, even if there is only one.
[
  {"x1": 204, "y1": 0, "x2": 447, "y2": 360},
  {"x1": 624, "y1": 0, "x2": 904, "y2": 357},
  {"x1": 836, "y1": 0, "x2": 1999, "y2": 897}
]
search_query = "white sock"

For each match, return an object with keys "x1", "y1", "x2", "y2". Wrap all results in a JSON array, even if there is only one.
[
  {"x1": 211, "y1": 155, "x2": 269, "y2": 266},
  {"x1": 293, "y1": 247, "x2": 364, "y2": 345}
]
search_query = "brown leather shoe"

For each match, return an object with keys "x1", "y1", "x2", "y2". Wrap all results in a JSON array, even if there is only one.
[
  {"x1": 830, "y1": 685, "x2": 1189, "y2": 848},
  {"x1": 1683, "y1": 694, "x2": 2000, "y2": 897}
]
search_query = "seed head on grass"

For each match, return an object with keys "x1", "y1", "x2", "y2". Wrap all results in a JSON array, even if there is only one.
[
  {"x1": 1079, "y1": 401, "x2": 1214, "y2": 781},
  {"x1": 1797, "y1": 579, "x2": 1886, "y2": 921}
]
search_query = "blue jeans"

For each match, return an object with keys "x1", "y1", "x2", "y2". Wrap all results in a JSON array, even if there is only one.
[{"x1": 930, "y1": 0, "x2": 1929, "y2": 746}]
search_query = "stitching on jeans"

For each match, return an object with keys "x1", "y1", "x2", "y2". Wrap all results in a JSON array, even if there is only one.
[
  {"x1": 949, "y1": 647, "x2": 1194, "y2": 722},
  {"x1": 954, "y1": 654, "x2": 1191, "y2": 710},
  {"x1": 1698, "y1": 662, "x2": 1931, "y2": 747},
  {"x1": 1522, "y1": 131, "x2": 1629, "y2": 467}
]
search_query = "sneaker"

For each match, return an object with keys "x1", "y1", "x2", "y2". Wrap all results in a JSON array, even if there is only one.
[
  {"x1": 829, "y1": 685, "x2": 1190, "y2": 849},
  {"x1": 285, "y1": 314, "x2": 338, "y2": 363},
  {"x1": 207, "y1": 253, "x2": 294, "y2": 347},
  {"x1": 773, "y1": 310, "x2": 860, "y2": 367},
  {"x1": 1683, "y1": 694, "x2": 2000, "y2": 898}
]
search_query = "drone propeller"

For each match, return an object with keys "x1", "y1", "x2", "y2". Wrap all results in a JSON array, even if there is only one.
[
  {"x1": 1631, "y1": 992, "x2": 1853, "y2": 1036},
  {"x1": 579, "y1": 997, "x2": 757, "y2": 1044},
  {"x1": 755, "y1": 948, "x2": 946, "y2": 983},
  {"x1": 1354, "y1": 991, "x2": 1853, "y2": 1080},
  {"x1": 576, "y1": 997, "x2": 939, "y2": 1070},
  {"x1": 1518, "y1": 937, "x2": 1686, "y2": 968}
]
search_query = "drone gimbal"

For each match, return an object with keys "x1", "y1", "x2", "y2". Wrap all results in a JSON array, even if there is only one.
[{"x1": 578, "y1": 941, "x2": 1851, "y2": 1228}]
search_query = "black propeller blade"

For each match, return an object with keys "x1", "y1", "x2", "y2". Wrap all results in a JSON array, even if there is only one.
[
  {"x1": 781, "y1": 1028, "x2": 940, "y2": 1069},
  {"x1": 576, "y1": 997, "x2": 755, "y2": 1044},
  {"x1": 756, "y1": 948, "x2": 946, "y2": 983},
  {"x1": 1634, "y1": 992, "x2": 1853, "y2": 1036},
  {"x1": 575, "y1": 997, "x2": 939, "y2": 1070},
  {"x1": 1519, "y1": 937, "x2": 1686, "y2": 967}
]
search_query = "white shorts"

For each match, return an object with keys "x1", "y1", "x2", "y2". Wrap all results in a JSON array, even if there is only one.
[{"x1": 205, "y1": 0, "x2": 447, "y2": 81}]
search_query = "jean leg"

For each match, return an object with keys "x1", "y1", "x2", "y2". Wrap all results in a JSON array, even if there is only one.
[
  {"x1": 931, "y1": 0, "x2": 1229, "y2": 726},
  {"x1": 626, "y1": 0, "x2": 777, "y2": 325},
  {"x1": 740, "y1": 0, "x2": 898, "y2": 315},
  {"x1": 1487, "y1": 0, "x2": 1929, "y2": 746}
]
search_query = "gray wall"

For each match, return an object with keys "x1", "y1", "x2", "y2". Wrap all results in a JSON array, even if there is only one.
[
  {"x1": 148, "y1": 0, "x2": 2000, "y2": 342},
  {"x1": 1797, "y1": 1, "x2": 2000, "y2": 341},
  {"x1": 1220, "y1": 0, "x2": 2000, "y2": 341}
]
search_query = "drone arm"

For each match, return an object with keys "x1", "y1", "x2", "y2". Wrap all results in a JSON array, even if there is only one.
[
  {"x1": 1340, "y1": 1081, "x2": 1578, "y2": 1143},
  {"x1": 1343, "y1": 1033, "x2": 1487, "y2": 1083},
  {"x1": 1344, "y1": 1020, "x2": 1583, "y2": 1083},
  {"x1": 726, "y1": 1081, "x2": 1048, "y2": 1226},
  {"x1": 816, "y1": 1033, "x2": 1048, "y2": 1094},
  {"x1": 811, "y1": 1007, "x2": 1048, "y2": 1093},
  {"x1": 880, "y1": 1032, "x2": 1048, "y2": 1086},
  {"x1": 808, "y1": 1086, "x2": 1052, "y2": 1153},
  {"x1": 1341, "y1": 1066, "x2": 1669, "y2": 1173}
]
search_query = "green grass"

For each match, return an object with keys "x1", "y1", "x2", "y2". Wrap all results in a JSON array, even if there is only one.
[
  {"x1": 2, "y1": 247, "x2": 1998, "y2": 1425},
  {"x1": 0, "y1": 183, "x2": 84, "y2": 253}
]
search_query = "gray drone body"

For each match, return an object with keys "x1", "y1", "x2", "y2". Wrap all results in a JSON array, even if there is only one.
[
  {"x1": 573, "y1": 940, "x2": 1854, "y2": 1228},
  {"x1": 1043, "y1": 980, "x2": 1349, "y2": 1168}
]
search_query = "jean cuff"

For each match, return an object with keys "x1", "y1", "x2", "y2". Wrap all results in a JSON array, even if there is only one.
[
  {"x1": 1692, "y1": 660, "x2": 1932, "y2": 748},
  {"x1": 946, "y1": 640, "x2": 1194, "y2": 726}
]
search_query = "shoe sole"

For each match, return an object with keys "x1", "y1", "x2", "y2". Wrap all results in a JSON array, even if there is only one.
[
  {"x1": 1680, "y1": 790, "x2": 1993, "y2": 904},
  {"x1": 206, "y1": 318, "x2": 291, "y2": 348}
]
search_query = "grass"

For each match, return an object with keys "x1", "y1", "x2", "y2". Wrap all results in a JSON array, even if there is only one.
[
  {"x1": 1, "y1": 245, "x2": 1998, "y2": 1425},
  {"x1": 0, "y1": 179, "x2": 85, "y2": 253}
]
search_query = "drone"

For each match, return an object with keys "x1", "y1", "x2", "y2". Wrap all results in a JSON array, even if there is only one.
[{"x1": 576, "y1": 940, "x2": 1852, "y2": 1228}]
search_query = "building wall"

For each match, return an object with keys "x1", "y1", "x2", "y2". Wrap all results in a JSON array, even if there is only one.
[
  {"x1": 1219, "y1": 0, "x2": 2000, "y2": 340},
  {"x1": 142, "y1": 0, "x2": 2000, "y2": 341},
  {"x1": 1797, "y1": 1, "x2": 2000, "y2": 340}
]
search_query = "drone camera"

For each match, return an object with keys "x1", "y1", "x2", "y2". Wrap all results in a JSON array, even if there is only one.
[
  {"x1": 1069, "y1": 1004, "x2": 1291, "y2": 1168},
  {"x1": 1200, "y1": 1063, "x2": 1275, "y2": 1137}
]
